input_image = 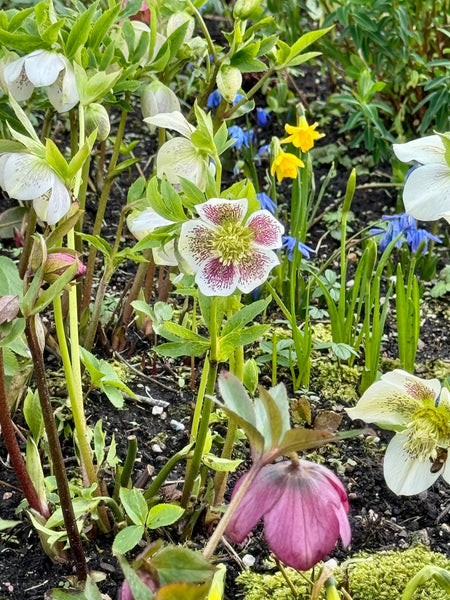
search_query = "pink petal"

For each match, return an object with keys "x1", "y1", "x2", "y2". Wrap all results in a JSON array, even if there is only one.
[
  {"x1": 236, "y1": 247, "x2": 279, "y2": 293},
  {"x1": 196, "y1": 198, "x2": 248, "y2": 226},
  {"x1": 263, "y1": 461, "x2": 350, "y2": 571},
  {"x1": 246, "y1": 210, "x2": 284, "y2": 249},
  {"x1": 179, "y1": 220, "x2": 216, "y2": 271},
  {"x1": 225, "y1": 467, "x2": 284, "y2": 544},
  {"x1": 196, "y1": 257, "x2": 238, "y2": 296}
]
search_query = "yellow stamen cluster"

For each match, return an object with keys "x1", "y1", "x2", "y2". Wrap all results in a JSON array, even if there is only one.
[
  {"x1": 404, "y1": 405, "x2": 450, "y2": 461},
  {"x1": 212, "y1": 221, "x2": 255, "y2": 266}
]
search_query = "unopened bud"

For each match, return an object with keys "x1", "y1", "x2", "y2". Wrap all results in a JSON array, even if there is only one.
[
  {"x1": 141, "y1": 81, "x2": 180, "y2": 126},
  {"x1": 43, "y1": 253, "x2": 86, "y2": 284},
  {"x1": 233, "y1": 0, "x2": 261, "y2": 18},
  {"x1": 243, "y1": 358, "x2": 259, "y2": 394},
  {"x1": 217, "y1": 65, "x2": 242, "y2": 104},
  {"x1": 342, "y1": 168, "x2": 356, "y2": 213},
  {"x1": 85, "y1": 103, "x2": 110, "y2": 141}
]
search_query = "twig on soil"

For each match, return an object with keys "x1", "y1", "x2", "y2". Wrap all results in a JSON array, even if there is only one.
[
  {"x1": 113, "y1": 351, "x2": 178, "y2": 395},
  {"x1": 124, "y1": 392, "x2": 170, "y2": 408}
]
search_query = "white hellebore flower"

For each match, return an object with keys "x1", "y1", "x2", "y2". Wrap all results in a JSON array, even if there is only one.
[
  {"x1": 347, "y1": 369, "x2": 450, "y2": 496},
  {"x1": 144, "y1": 111, "x2": 210, "y2": 191},
  {"x1": 127, "y1": 208, "x2": 178, "y2": 266},
  {"x1": 393, "y1": 134, "x2": 450, "y2": 223},
  {"x1": 178, "y1": 197, "x2": 284, "y2": 296},
  {"x1": 4, "y1": 49, "x2": 79, "y2": 112},
  {"x1": 0, "y1": 153, "x2": 71, "y2": 225}
]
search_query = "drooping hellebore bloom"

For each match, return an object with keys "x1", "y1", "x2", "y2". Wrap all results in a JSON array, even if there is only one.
[
  {"x1": 122, "y1": 0, "x2": 151, "y2": 22},
  {"x1": 226, "y1": 459, "x2": 351, "y2": 571},
  {"x1": 127, "y1": 208, "x2": 178, "y2": 266},
  {"x1": 0, "y1": 152, "x2": 71, "y2": 225},
  {"x1": 178, "y1": 197, "x2": 284, "y2": 296},
  {"x1": 281, "y1": 115, "x2": 325, "y2": 152},
  {"x1": 141, "y1": 81, "x2": 180, "y2": 128},
  {"x1": 347, "y1": 369, "x2": 450, "y2": 495},
  {"x1": 393, "y1": 134, "x2": 450, "y2": 222},
  {"x1": 271, "y1": 151, "x2": 304, "y2": 182},
  {"x1": 4, "y1": 49, "x2": 79, "y2": 112}
]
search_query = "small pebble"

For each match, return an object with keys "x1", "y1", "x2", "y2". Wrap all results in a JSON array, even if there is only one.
[
  {"x1": 242, "y1": 554, "x2": 256, "y2": 567},
  {"x1": 170, "y1": 419, "x2": 185, "y2": 431},
  {"x1": 152, "y1": 444, "x2": 163, "y2": 453},
  {"x1": 152, "y1": 406, "x2": 164, "y2": 416}
]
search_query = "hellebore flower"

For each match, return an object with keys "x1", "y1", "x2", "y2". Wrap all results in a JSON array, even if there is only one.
[
  {"x1": 256, "y1": 107, "x2": 271, "y2": 127},
  {"x1": 179, "y1": 197, "x2": 284, "y2": 296},
  {"x1": 122, "y1": 0, "x2": 151, "y2": 22},
  {"x1": 4, "y1": 49, "x2": 79, "y2": 112},
  {"x1": 256, "y1": 192, "x2": 277, "y2": 214},
  {"x1": 43, "y1": 253, "x2": 86, "y2": 283},
  {"x1": 271, "y1": 151, "x2": 304, "y2": 182},
  {"x1": 281, "y1": 115, "x2": 324, "y2": 152},
  {"x1": 282, "y1": 235, "x2": 315, "y2": 260},
  {"x1": 226, "y1": 459, "x2": 351, "y2": 571},
  {"x1": 141, "y1": 82, "x2": 180, "y2": 131},
  {"x1": 347, "y1": 369, "x2": 450, "y2": 496},
  {"x1": 144, "y1": 111, "x2": 211, "y2": 190},
  {"x1": 0, "y1": 152, "x2": 71, "y2": 225},
  {"x1": 127, "y1": 208, "x2": 178, "y2": 266},
  {"x1": 370, "y1": 213, "x2": 441, "y2": 253},
  {"x1": 393, "y1": 134, "x2": 450, "y2": 222}
]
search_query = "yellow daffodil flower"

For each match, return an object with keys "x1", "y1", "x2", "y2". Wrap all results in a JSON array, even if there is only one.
[
  {"x1": 270, "y1": 151, "x2": 304, "y2": 182},
  {"x1": 281, "y1": 115, "x2": 324, "y2": 152}
]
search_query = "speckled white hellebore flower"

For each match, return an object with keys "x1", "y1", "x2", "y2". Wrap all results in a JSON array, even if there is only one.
[
  {"x1": 4, "y1": 49, "x2": 79, "y2": 112},
  {"x1": 127, "y1": 208, "x2": 178, "y2": 266},
  {"x1": 347, "y1": 369, "x2": 450, "y2": 496},
  {"x1": 178, "y1": 198, "x2": 284, "y2": 296},
  {"x1": 141, "y1": 82, "x2": 180, "y2": 133},
  {"x1": 144, "y1": 111, "x2": 211, "y2": 190},
  {"x1": 393, "y1": 134, "x2": 450, "y2": 223},
  {"x1": 0, "y1": 153, "x2": 71, "y2": 225}
]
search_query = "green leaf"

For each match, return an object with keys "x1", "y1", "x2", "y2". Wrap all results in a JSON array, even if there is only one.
[
  {"x1": 0, "y1": 257, "x2": 22, "y2": 296},
  {"x1": 112, "y1": 525, "x2": 144, "y2": 554},
  {"x1": 23, "y1": 389, "x2": 43, "y2": 441},
  {"x1": 155, "y1": 340, "x2": 210, "y2": 358},
  {"x1": 218, "y1": 324, "x2": 269, "y2": 361},
  {"x1": 116, "y1": 555, "x2": 154, "y2": 600},
  {"x1": 120, "y1": 487, "x2": 148, "y2": 526},
  {"x1": 65, "y1": 1, "x2": 98, "y2": 58},
  {"x1": 0, "y1": 519, "x2": 21, "y2": 531},
  {"x1": 278, "y1": 428, "x2": 338, "y2": 457},
  {"x1": 221, "y1": 297, "x2": 271, "y2": 336},
  {"x1": 146, "y1": 503, "x2": 184, "y2": 529},
  {"x1": 202, "y1": 454, "x2": 242, "y2": 472},
  {"x1": 103, "y1": 385, "x2": 125, "y2": 409},
  {"x1": 161, "y1": 322, "x2": 209, "y2": 343},
  {"x1": 151, "y1": 546, "x2": 213, "y2": 586},
  {"x1": 32, "y1": 262, "x2": 78, "y2": 314},
  {"x1": 288, "y1": 26, "x2": 333, "y2": 58},
  {"x1": 77, "y1": 233, "x2": 112, "y2": 257},
  {"x1": 0, "y1": 317, "x2": 25, "y2": 348},
  {"x1": 45, "y1": 138, "x2": 68, "y2": 180}
]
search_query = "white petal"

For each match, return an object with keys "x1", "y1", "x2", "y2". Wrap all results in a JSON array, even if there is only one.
[
  {"x1": 24, "y1": 50, "x2": 64, "y2": 87},
  {"x1": 3, "y1": 153, "x2": 53, "y2": 200},
  {"x1": 144, "y1": 111, "x2": 195, "y2": 138},
  {"x1": 393, "y1": 135, "x2": 446, "y2": 165},
  {"x1": 156, "y1": 137, "x2": 207, "y2": 189},
  {"x1": 441, "y1": 458, "x2": 450, "y2": 485},
  {"x1": 246, "y1": 210, "x2": 284, "y2": 249},
  {"x1": 44, "y1": 176, "x2": 71, "y2": 224},
  {"x1": 47, "y1": 57, "x2": 79, "y2": 112},
  {"x1": 4, "y1": 57, "x2": 34, "y2": 101},
  {"x1": 129, "y1": 208, "x2": 173, "y2": 235},
  {"x1": 346, "y1": 369, "x2": 439, "y2": 428},
  {"x1": 236, "y1": 247, "x2": 280, "y2": 293},
  {"x1": 383, "y1": 434, "x2": 440, "y2": 495},
  {"x1": 0, "y1": 153, "x2": 10, "y2": 188},
  {"x1": 196, "y1": 257, "x2": 239, "y2": 296},
  {"x1": 402, "y1": 163, "x2": 450, "y2": 221},
  {"x1": 153, "y1": 240, "x2": 178, "y2": 266},
  {"x1": 196, "y1": 197, "x2": 248, "y2": 227},
  {"x1": 178, "y1": 220, "x2": 216, "y2": 272}
]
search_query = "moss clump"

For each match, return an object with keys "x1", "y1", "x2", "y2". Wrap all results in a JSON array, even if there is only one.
[
  {"x1": 237, "y1": 546, "x2": 450, "y2": 600},
  {"x1": 309, "y1": 359, "x2": 361, "y2": 401}
]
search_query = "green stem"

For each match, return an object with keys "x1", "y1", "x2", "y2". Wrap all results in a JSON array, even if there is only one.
[
  {"x1": 188, "y1": 0, "x2": 218, "y2": 64},
  {"x1": 120, "y1": 435, "x2": 137, "y2": 488},
  {"x1": 25, "y1": 316, "x2": 87, "y2": 581},
  {"x1": 144, "y1": 445, "x2": 193, "y2": 500},
  {"x1": 181, "y1": 297, "x2": 220, "y2": 508}
]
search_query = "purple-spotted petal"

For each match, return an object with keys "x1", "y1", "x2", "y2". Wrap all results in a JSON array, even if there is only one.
[
  {"x1": 196, "y1": 257, "x2": 238, "y2": 296},
  {"x1": 236, "y1": 247, "x2": 279, "y2": 293},
  {"x1": 196, "y1": 197, "x2": 248, "y2": 226},
  {"x1": 246, "y1": 210, "x2": 284, "y2": 249},
  {"x1": 225, "y1": 467, "x2": 285, "y2": 544},
  {"x1": 178, "y1": 220, "x2": 216, "y2": 272}
]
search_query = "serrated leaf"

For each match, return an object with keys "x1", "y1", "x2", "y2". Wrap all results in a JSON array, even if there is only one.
[
  {"x1": 146, "y1": 504, "x2": 184, "y2": 529},
  {"x1": 151, "y1": 546, "x2": 213, "y2": 586},
  {"x1": 65, "y1": 1, "x2": 97, "y2": 58}
]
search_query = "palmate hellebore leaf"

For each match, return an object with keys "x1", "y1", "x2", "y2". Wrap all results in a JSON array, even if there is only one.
[{"x1": 216, "y1": 372, "x2": 342, "y2": 461}]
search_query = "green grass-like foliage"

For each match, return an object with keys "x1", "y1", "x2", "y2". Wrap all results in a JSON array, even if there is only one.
[{"x1": 237, "y1": 545, "x2": 450, "y2": 600}]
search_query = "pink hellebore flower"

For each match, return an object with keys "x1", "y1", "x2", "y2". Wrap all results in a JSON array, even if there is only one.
[
  {"x1": 43, "y1": 253, "x2": 86, "y2": 283},
  {"x1": 226, "y1": 460, "x2": 351, "y2": 571},
  {"x1": 122, "y1": 0, "x2": 151, "y2": 22},
  {"x1": 179, "y1": 198, "x2": 284, "y2": 296}
]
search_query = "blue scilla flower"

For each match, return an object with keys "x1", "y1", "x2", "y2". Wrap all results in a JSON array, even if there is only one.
[
  {"x1": 258, "y1": 144, "x2": 270, "y2": 156},
  {"x1": 406, "y1": 228, "x2": 441, "y2": 253},
  {"x1": 257, "y1": 192, "x2": 277, "y2": 214},
  {"x1": 207, "y1": 90, "x2": 222, "y2": 108},
  {"x1": 371, "y1": 213, "x2": 441, "y2": 253},
  {"x1": 282, "y1": 235, "x2": 315, "y2": 260},
  {"x1": 233, "y1": 92, "x2": 244, "y2": 105},
  {"x1": 256, "y1": 107, "x2": 271, "y2": 127},
  {"x1": 228, "y1": 125, "x2": 250, "y2": 150}
]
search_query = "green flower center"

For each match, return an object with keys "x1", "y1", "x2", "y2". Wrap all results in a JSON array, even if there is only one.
[
  {"x1": 211, "y1": 221, "x2": 255, "y2": 266},
  {"x1": 404, "y1": 404, "x2": 450, "y2": 461}
]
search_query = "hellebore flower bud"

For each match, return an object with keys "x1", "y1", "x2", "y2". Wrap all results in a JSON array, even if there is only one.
[
  {"x1": 233, "y1": 0, "x2": 261, "y2": 18},
  {"x1": 43, "y1": 253, "x2": 86, "y2": 284},
  {"x1": 217, "y1": 65, "x2": 242, "y2": 104},
  {"x1": 85, "y1": 103, "x2": 111, "y2": 142},
  {"x1": 141, "y1": 81, "x2": 180, "y2": 130}
]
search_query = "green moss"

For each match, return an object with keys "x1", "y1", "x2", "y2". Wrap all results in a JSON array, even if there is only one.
[
  {"x1": 237, "y1": 546, "x2": 450, "y2": 600},
  {"x1": 309, "y1": 359, "x2": 361, "y2": 401}
]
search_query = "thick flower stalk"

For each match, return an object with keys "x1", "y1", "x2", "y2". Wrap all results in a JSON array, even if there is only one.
[
  {"x1": 4, "y1": 49, "x2": 79, "y2": 112},
  {"x1": 347, "y1": 369, "x2": 450, "y2": 495},
  {"x1": 393, "y1": 134, "x2": 450, "y2": 222},
  {"x1": 225, "y1": 458, "x2": 351, "y2": 571},
  {"x1": 281, "y1": 115, "x2": 325, "y2": 152},
  {"x1": 179, "y1": 197, "x2": 284, "y2": 296},
  {"x1": 0, "y1": 152, "x2": 71, "y2": 224}
]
